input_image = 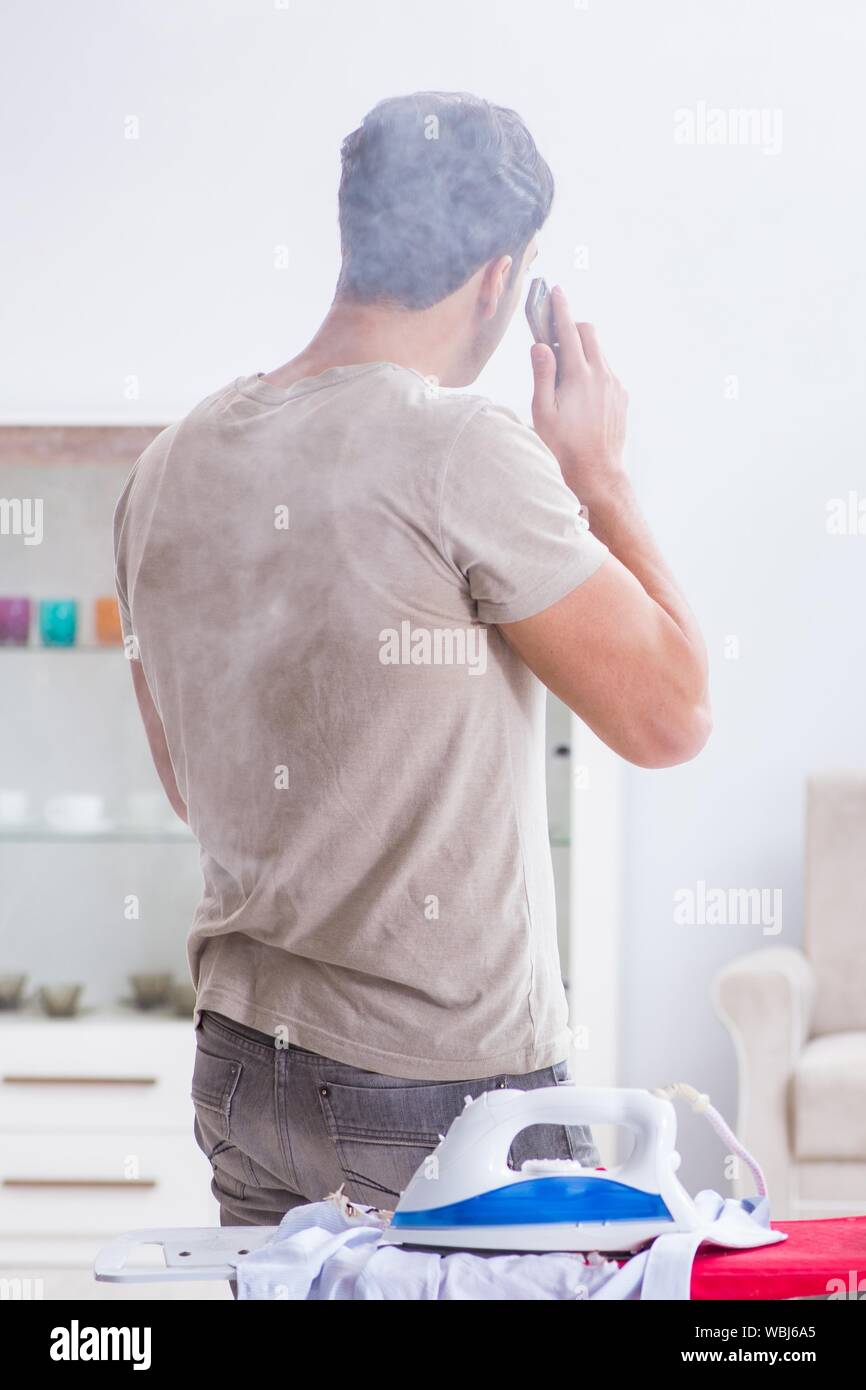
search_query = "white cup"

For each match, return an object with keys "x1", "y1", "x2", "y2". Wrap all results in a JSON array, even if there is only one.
[
  {"x1": 44, "y1": 794, "x2": 106, "y2": 832},
  {"x1": 0, "y1": 790, "x2": 30, "y2": 826}
]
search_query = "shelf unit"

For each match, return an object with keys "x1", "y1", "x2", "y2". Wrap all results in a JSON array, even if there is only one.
[
  {"x1": 0, "y1": 425, "x2": 213, "y2": 1268},
  {"x1": 0, "y1": 828, "x2": 194, "y2": 843}
]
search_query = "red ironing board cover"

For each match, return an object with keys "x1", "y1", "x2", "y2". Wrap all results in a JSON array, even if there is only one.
[{"x1": 683, "y1": 1215, "x2": 866, "y2": 1300}]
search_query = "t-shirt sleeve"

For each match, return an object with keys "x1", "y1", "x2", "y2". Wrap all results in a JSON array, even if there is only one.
[{"x1": 438, "y1": 401, "x2": 609, "y2": 624}]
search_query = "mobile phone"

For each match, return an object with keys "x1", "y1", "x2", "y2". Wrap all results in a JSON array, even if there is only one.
[
  {"x1": 525, "y1": 277, "x2": 560, "y2": 383},
  {"x1": 525, "y1": 277, "x2": 555, "y2": 348}
]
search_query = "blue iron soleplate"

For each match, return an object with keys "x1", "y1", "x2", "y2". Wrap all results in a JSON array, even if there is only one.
[{"x1": 392, "y1": 1174, "x2": 673, "y2": 1229}]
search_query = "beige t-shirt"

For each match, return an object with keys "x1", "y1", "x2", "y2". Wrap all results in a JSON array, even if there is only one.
[{"x1": 114, "y1": 363, "x2": 608, "y2": 1079}]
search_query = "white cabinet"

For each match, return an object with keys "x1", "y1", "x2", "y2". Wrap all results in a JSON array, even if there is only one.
[{"x1": 0, "y1": 1015, "x2": 217, "y2": 1266}]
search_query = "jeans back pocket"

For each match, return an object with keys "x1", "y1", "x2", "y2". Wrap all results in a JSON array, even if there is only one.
[{"x1": 190, "y1": 1047, "x2": 243, "y2": 1143}]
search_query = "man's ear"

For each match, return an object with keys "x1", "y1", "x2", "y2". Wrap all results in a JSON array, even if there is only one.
[{"x1": 478, "y1": 254, "x2": 513, "y2": 320}]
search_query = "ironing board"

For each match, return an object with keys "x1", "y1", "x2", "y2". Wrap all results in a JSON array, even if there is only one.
[
  {"x1": 95, "y1": 1215, "x2": 866, "y2": 1298},
  {"x1": 687, "y1": 1215, "x2": 866, "y2": 1301}
]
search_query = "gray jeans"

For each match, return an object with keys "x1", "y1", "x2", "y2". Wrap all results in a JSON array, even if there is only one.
[{"x1": 191, "y1": 1009, "x2": 600, "y2": 1228}]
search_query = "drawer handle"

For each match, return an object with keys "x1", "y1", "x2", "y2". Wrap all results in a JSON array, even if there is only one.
[
  {"x1": 2, "y1": 1178, "x2": 157, "y2": 1189},
  {"x1": 3, "y1": 1075, "x2": 157, "y2": 1086}
]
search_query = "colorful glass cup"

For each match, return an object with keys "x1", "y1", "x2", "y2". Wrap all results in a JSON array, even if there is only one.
[
  {"x1": 39, "y1": 599, "x2": 77, "y2": 647},
  {"x1": 95, "y1": 596, "x2": 123, "y2": 645},
  {"x1": 0, "y1": 597, "x2": 31, "y2": 645}
]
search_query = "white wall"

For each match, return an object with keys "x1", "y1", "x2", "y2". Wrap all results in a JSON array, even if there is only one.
[{"x1": 4, "y1": 0, "x2": 866, "y2": 1187}]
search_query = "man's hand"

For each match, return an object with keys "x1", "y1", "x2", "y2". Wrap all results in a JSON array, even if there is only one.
[{"x1": 530, "y1": 284, "x2": 628, "y2": 502}]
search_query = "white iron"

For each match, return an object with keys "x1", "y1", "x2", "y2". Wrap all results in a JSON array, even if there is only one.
[{"x1": 381, "y1": 1084, "x2": 702, "y2": 1254}]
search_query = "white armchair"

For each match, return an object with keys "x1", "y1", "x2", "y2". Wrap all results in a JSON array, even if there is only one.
[{"x1": 713, "y1": 774, "x2": 866, "y2": 1220}]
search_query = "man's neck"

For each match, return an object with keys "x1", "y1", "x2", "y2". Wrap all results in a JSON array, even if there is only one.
[{"x1": 263, "y1": 295, "x2": 468, "y2": 389}]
